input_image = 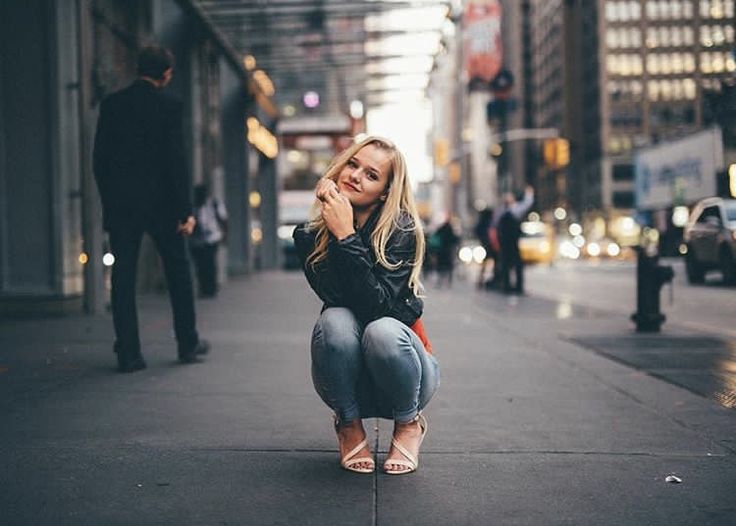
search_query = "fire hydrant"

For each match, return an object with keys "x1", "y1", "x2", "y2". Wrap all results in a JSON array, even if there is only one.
[{"x1": 631, "y1": 246, "x2": 674, "y2": 332}]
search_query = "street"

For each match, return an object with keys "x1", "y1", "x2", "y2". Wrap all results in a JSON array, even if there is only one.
[
  {"x1": 2, "y1": 270, "x2": 735, "y2": 525},
  {"x1": 525, "y1": 258, "x2": 736, "y2": 339}
]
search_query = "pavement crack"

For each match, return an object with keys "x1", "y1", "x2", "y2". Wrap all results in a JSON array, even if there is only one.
[{"x1": 372, "y1": 418, "x2": 379, "y2": 526}]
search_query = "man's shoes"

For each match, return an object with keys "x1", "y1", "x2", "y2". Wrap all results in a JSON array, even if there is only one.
[
  {"x1": 195, "y1": 339, "x2": 210, "y2": 355},
  {"x1": 117, "y1": 355, "x2": 147, "y2": 373},
  {"x1": 178, "y1": 339, "x2": 210, "y2": 364}
]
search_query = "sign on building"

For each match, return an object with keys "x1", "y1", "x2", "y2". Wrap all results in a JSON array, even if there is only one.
[
  {"x1": 635, "y1": 127, "x2": 723, "y2": 209},
  {"x1": 463, "y1": 0, "x2": 502, "y2": 85}
]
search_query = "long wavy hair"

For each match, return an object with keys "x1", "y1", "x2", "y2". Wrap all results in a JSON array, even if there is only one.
[{"x1": 305, "y1": 135, "x2": 425, "y2": 296}]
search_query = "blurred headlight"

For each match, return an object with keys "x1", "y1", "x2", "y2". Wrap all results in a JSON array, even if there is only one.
[
  {"x1": 606, "y1": 243, "x2": 621, "y2": 257},
  {"x1": 559, "y1": 240, "x2": 580, "y2": 259},
  {"x1": 678, "y1": 243, "x2": 688, "y2": 255},
  {"x1": 572, "y1": 235, "x2": 586, "y2": 248},
  {"x1": 587, "y1": 242, "x2": 601, "y2": 257},
  {"x1": 472, "y1": 245, "x2": 487, "y2": 264},
  {"x1": 458, "y1": 246, "x2": 473, "y2": 264}
]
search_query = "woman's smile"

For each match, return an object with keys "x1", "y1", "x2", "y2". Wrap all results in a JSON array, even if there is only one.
[{"x1": 341, "y1": 181, "x2": 359, "y2": 193}]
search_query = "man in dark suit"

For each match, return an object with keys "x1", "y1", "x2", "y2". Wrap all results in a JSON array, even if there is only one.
[{"x1": 94, "y1": 46, "x2": 209, "y2": 372}]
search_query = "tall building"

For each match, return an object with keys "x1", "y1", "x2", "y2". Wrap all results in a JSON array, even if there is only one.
[{"x1": 519, "y1": 0, "x2": 736, "y2": 228}]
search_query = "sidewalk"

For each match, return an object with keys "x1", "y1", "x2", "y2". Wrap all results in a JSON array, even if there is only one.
[{"x1": 1, "y1": 272, "x2": 734, "y2": 525}]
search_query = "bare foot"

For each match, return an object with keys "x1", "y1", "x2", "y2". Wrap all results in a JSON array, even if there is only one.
[
  {"x1": 384, "y1": 417, "x2": 425, "y2": 473},
  {"x1": 336, "y1": 419, "x2": 373, "y2": 472}
]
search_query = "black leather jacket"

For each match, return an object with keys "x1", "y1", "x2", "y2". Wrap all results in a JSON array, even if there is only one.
[{"x1": 293, "y1": 207, "x2": 423, "y2": 326}]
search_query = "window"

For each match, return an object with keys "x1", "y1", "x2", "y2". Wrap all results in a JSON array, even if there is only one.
[
  {"x1": 606, "y1": 2, "x2": 618, "y2": 21},
  {"x1": 629, "y1": 0, "x2": 642, "y2": 19},
  {"x1": 684, "y1": 53, "x2": 696, "y2": 72},
  {"x1": 613, "y1": 164, "x2": 635, "y2": 181},
  {"x1": 613, "y1": 191, "x2": 635, "y2": 209},
  {"x1": 647, "y1": 27, "x2": 658, "y2": 48},
  {"x1": 631, "y1": 28, "x2": 642, "y2": 47},
  {"x1": 671, "y1": 0, "x2": 683, "y2": 18},
  {"x1": 671, "y1": 27, "x2": 683, "y2": 46},
  {"x1": 713, "y1": 52, "x2": 726, "y2": 72},
  {"x1": 701, "y1": 0, "x2": 711, "y2": 18},
  {"x1": 647, "y1": 54, "x2": 661, "y2": 74},
  {"x1": 701, "y1": 26, "x2": 714, "y2": 47},
  {"x1": 683, "y1": 27, "x2": 695, "y2": 45},
  {"x1": 607, "y1": 28, "x2": 620, "y2": 48},
  {"x1": 648, "y1": 80, "x2": 661, "y2": 100},
  {"x1": 701, "y1": 52, "x2": 713, "y2": 73},
  {"x1": 647, "y1": 1, "x2": 660, "y2": 18},
  {"x1": 698, "y1": 205, "x2": 722, "y2": 224},
  {"x1": 672, "y1": 52, "x2": 684, "y2": 73},
  {"x1": 713, "y1": 26, "x2": 726, "y2": 45}
]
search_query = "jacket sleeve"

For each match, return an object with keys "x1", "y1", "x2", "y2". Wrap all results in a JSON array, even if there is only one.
[
  {"x1": 293, "y1": 223, "x2": 344, "y2": 305},
  {"x1": 165, "y1": 99, "x2": 192, "y2": 222},
  {"x1": 330, "y1": 223, "x2": 417, "y2": 323}
]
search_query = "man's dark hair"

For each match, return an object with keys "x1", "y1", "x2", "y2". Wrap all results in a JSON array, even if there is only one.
[{"x1": 137, "y1": 46, "x2": 174, "y2": 79}]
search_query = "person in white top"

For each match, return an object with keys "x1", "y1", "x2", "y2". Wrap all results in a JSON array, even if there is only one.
[{"x1": 189, "y1": 183, "x2": 228, "y2": 298}]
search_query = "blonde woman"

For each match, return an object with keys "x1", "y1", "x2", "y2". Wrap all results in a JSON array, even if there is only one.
[{"x1": 293, "y1": 136, "x2": 439, "y2": 475}]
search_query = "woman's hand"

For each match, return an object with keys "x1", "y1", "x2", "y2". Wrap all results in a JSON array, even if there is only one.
[
  {"x1": 319, "y1": 183, "x2": 356, "y2": 241},
  {"x1": 316, "y1": 178, "x2": 338, "y2": 202}
]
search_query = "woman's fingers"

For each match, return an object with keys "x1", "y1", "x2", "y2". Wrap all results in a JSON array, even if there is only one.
[{"x1": 316, "y1": 179, "x2": 338, "y2": 201}]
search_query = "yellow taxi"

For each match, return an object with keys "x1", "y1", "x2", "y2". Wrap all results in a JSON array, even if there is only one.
[{"x1": 519, "y1": 221, "x2": 555, "y2": 264}]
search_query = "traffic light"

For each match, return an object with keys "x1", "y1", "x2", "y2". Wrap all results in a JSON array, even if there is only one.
[
  {"x1": 434, "y1": 139, "x2": 449, "y2": 167},
  {"x1": 543, "y1": 138, "x2": 569, "y2": 169}
]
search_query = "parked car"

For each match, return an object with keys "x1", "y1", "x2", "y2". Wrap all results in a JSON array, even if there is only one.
[{"x1": 682, "y1": 197, "x2": 736, "y2": 284}]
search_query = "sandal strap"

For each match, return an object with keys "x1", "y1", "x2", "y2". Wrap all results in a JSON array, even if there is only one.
[
  {"x1": 386, "y1": 413, "x2": 428, "y2": 470},
  {"x1": 390, "y1": 438, "x2": 418, "y2": 466},
  {"x1": 342, "y1": 438, "x2": 369, "y2": 463}
]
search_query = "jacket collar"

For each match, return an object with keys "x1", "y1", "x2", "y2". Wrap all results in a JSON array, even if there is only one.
[{"x1": 357, "y1": 203, "x2": 384, "y2": 237}]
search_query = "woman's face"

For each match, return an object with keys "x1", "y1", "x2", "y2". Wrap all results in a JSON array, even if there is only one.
[{"x1": 337, "y1": 143, "x2": 392, "y2": 210}]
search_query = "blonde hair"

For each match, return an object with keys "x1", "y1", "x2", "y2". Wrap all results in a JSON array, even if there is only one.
[{"x1": 306, "y1": 135, "x2": 425, "y2": 296}]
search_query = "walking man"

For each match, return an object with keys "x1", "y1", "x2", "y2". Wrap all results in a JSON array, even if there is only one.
[{"x1": 93, "y1": 45, "x2": 209, "y2": 372}]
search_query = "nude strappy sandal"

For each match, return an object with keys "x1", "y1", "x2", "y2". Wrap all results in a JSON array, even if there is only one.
[
  {"x1": 383, "y1": 413, "x2": 427, "y2": 475},
  {"x1": 334, "y1": 417, "x2": 375, "y2": 474}
]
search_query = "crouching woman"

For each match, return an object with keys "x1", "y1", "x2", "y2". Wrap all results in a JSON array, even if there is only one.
[{"x1": 293, "y1": 135, "x2": 439, "y2": 475}]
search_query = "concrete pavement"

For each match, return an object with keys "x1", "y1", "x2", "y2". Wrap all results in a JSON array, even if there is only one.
[{"x1": 1, "y1": 271, "x2": 734, "y2": 525}]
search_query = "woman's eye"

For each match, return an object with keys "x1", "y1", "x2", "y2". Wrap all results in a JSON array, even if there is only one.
[
  {"x1": 347, "y1": 160, "x2": 358, "y2": 168},
  {"x1": 368, "y1": 172, "x2": 378, "y2": 180}
]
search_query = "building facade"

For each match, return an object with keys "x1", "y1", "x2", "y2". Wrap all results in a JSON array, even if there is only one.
[
  {"x1": 515, "y1": 0, "x2": 735, "y2": 232},
  {"x1": 0, "y1": 0, "x2": 277, "y2": 317}
]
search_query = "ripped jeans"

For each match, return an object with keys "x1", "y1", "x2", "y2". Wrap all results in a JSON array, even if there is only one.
[{"x1": 310, "y1": 307, "x2": 440, "y2": 424}]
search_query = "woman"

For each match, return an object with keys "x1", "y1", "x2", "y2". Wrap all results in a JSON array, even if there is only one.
[{"x1": 293, "y1": 135, "x2": 439, "y2": 475}]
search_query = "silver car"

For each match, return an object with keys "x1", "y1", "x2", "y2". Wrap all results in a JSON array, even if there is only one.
[{"x1": 683, "y1": 197, "x2": 736, "y2": 284}]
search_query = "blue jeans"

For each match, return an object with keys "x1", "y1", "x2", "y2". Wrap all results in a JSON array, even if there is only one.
[{"x1": 310, "y1": 307, "x2": 440, "y2": 424}]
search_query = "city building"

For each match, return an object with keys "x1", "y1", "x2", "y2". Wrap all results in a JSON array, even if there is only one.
[{"x1": 515, "y1": 0, "x2": 736, "y2": 239}]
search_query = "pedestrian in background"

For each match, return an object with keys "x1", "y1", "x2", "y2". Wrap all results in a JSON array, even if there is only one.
[
  {"x1": 293, "y1": 135, "x2": 440, "y2": 475},
  {"x1": 474, "y1": 207, "x2": 498, "y2": 289},
  {"x1": 496, "y1": 185, "x2": 534, "y2": 294},
  {"x1": 93, "y1": 45, "x2": 209, "y2": 372},
  {"x1": 190, "y1": 183, "x2": 228, "y2": 298},
  {"x1": 432, "y1": 217, "x2": 460, "y2": 288}
]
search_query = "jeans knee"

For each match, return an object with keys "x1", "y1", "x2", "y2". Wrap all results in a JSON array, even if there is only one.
[
  {"x1": 312, "y1": 308, "x2": 361, "y2": 359},
  {"x1": 362, "y1": 318, "x2": 412, "y2": 363}
]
